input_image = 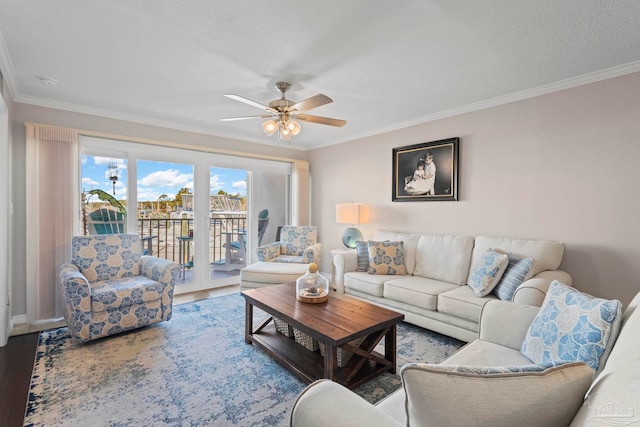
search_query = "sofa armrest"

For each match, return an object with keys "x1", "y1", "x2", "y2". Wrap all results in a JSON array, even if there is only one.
[
  {"x1": 256, "y1": 242, "x2": 281, "y2": 262},
  {"x1": 303, "y1": 243, "x2": 323, "y2": 264},
  {"x1": 333, "y1": 250, "x2": 358, "y2": 294},
  {"x1": 513, "y1": 270, "x2": 572, "y2": 306},
  {"x1": 478, "y1": 300, "x2": 540, "y2": 350},
  {"x1": 290, "y1": 380, "x2": 402, "y2": 427}
]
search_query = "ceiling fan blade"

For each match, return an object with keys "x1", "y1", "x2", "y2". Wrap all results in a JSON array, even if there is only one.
[
  {"x1": 220, "y1": 115, "x2": 272, "y2": 122},
  {"x1": 296, "y1": 114, "x2": 347, "y2": 127},
  {"x1": 224, "y1": 94, "x2": 277, "y2": 113},
  {"x1": 290, "y1": 94, "x2": 332, "y2": 113}
]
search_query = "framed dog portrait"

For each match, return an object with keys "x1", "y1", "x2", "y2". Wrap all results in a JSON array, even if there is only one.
[{"x1": 392, "y1": 137, "x2": 459, "y2": 202}]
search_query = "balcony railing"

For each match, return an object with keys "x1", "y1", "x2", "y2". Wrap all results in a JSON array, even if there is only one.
[{"x1": 136, "y1": 215, "x2": 247, "y2": 267}]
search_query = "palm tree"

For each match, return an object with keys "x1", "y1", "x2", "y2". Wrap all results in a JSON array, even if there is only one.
[{"x1": 85, "y1": 189, "x2": 127, "y2": 214}]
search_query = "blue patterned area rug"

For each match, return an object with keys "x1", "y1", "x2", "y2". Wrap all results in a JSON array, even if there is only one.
[{"x1": 24, "y1": 294, "x2": 464, "y2": 426}]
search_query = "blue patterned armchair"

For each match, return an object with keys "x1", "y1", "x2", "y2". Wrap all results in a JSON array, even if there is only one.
[
  {"x1": 255, "y1": 225, "x2": 322, "y2": 264},
  {"x1": 58, "y1": 234, "x2": 180, "y2": 343}
]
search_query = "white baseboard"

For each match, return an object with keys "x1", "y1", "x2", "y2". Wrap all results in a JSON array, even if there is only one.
[{"x1": 11, "y1": 315, "x2": 66, "y2": 336}]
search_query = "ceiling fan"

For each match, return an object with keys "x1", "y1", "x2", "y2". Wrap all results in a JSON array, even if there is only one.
[{"x1": 221, "y1": 82, "x2": 347, "y2": 142}]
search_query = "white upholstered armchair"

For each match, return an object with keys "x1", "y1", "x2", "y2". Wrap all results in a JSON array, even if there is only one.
[{"x1": 58, "y1": 234, "x2": 180, "y2": 343}]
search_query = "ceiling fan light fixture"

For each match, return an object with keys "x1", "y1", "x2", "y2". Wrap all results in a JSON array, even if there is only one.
[
  {"x1": 278, "y1": 122, "x2": 291, "y2": 141},
  {"x1": 286, "y1": 119, "x2": 301, "y2": 136},
  {"x1": 223, "y1": 81, "x2": 346, "y2": 143},
  {"x1": 262, "y1": 119, "x2": 278, "y2": 136}
]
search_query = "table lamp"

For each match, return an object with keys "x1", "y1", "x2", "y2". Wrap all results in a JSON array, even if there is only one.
[{"x1": 336, "y1": 203, "x2": 370, "y2": 248}]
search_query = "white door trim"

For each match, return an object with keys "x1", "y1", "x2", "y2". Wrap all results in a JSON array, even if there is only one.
[{"x1": 0, "y1": 91, "x2": 11, "y2": 346}]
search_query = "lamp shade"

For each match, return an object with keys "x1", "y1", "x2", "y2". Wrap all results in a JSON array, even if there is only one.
[{"x1": 336, "y1": 203, "x2": 369, "y2": 225}]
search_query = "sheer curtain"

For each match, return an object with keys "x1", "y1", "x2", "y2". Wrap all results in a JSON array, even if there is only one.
[{"x1": 26, "y1": 124, "x2": 79, "y2": 323}]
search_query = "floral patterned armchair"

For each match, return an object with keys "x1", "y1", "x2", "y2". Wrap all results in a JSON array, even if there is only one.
[
  {"x1": 58, "y1": 234, "x2": 180, "y2": 343},
  {"x1": 256, "y1": 225, "x2": 322, "y2": 265}
]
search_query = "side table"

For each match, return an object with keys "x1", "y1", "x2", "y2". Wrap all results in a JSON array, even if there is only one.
[{"x1": 330, "y1": 248, "x2": 356, "y2": 290}]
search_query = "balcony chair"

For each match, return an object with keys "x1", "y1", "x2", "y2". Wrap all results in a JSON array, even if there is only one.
[
  {"x1": 57, "y1": 234, "x2": 180, "y2": 343},
  {"x1": 227, "y1": 209, "x2": 269, "y2": 260},
  {"x1": 240, "y1": 225, "x2": 322, "y2": 289},
  {"x1": 86, "y1": 207, "x2": 124, "y2": 235}
]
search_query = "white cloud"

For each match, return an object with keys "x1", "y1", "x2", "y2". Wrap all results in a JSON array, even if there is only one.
[
  {"x1": 93, "y1": 157, "x2": 125, "y2": 167},
  {"x1": 82, "y1": 177, "x2": 99, "y2": 186},
  {"x1": 232, "y1": 180, "x2": 246, "y2": 190},
  {"x1": 137, "y1": 188, "x2": 163, "y2": 201},
  {"x1": 210, "y1": 174, "x2": 224, "y2": 191},
  {"x1": 138, "y1": 169, "x2": 193, "y2": 187}
]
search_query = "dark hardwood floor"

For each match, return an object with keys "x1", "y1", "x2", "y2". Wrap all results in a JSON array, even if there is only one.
[{"x1": 0, "y1": 333, "x2": 39, "y2": 427}]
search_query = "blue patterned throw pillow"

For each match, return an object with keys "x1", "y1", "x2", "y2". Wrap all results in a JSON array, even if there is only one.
[
  {"x1": 468, "y1": 249, "x2": 509, "y2": 297},
  {"x1": 355, "y1": 241, "x2": 369, "y2": 272},
  {"x1": 492, "y1": 253, "x2": 534, "y2": 301},
  {"x1": 521, "y1": 281, "x2": 622, "y2": 373}
]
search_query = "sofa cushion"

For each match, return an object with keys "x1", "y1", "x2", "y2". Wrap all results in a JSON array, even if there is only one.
[
  {"x1": 367, "y1": 241, "x2": 407, "y2": 275},
  {"x1": 492, "y1": 253, "x2": 534, "y2": 301},
  {"x1": 401, "y1": 361, "x2": 593, "y2": 427},
  {"x1": 468, "y1": 249, "x2": 509, "y2": 297},
  {"x1": 468, "y1": 236, "x2": 564, "y2": 284},
  {"x1": 383, "y1": 276, "x2": 458, "y2": 311},
  {"x1": 373, "y1": 230, "x2": 421, "y2": 275},
  {"x1": 521, "y1": 281, "x2": 622, "y2": 373},
  {"x1": 90, "y1": 276, "x2": 163, "y2": 312},
  {"x1": 443, "y1": 339, "x2": 533, "y2": 367},
  {"x1": 344, "y1": 271, "x2": 391, "y2": 297},
  {"x1": 438, "y1": 285, "x2": 497, "y2": 323},
  {"x1": 413, "y1": 234, "x2": 474, "y2": 285}
]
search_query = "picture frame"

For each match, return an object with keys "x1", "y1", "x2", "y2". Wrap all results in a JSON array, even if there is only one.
[{"x1": 392, "y1": 137, "x2": 459, "y2": 202}]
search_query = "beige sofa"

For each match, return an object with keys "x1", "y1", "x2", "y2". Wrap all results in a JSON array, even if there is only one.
[
  {"x1": 333, "y1": 230, "x2": 571, "y2": 342},
  {"x1": 291, "y1": 291, "x2": 640, "y2": 427}
]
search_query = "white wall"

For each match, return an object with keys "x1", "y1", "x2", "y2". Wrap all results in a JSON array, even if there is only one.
[{"x1": 307, "y1": 71, "x2": 640, "y2": 307}]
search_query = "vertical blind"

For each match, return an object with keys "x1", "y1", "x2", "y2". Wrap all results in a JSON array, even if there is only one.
[{"x1": 26, "y1": 124, "x2": 79, "y2": 322}]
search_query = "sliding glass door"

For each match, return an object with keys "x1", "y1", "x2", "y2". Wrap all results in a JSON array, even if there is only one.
[{"x1": 80, "y1": 136, "x2": 292, "y2": 294}]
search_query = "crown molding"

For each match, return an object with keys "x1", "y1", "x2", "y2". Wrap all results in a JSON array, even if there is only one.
[
  {"x1": 13, "y1": 93, "x2": 308, "y2": 151},
  {"x1": 0, "y1": 28, "x2": 18, "y2": 100},
  {"x1": 308, "y1": 60, "x2": 640, "y2": 151}
]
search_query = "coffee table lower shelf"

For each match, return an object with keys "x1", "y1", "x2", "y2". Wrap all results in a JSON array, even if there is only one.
[{"x1": 248, "y1": 323, "x2": 391, "y2": 390}]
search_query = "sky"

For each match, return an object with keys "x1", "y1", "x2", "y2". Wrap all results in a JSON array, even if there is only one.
[{"x1": 81, "y1": 156, "x2": 247, "y2": 202}]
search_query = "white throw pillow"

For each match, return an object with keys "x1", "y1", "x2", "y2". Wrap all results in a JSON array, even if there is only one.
[
  {"x1": 467, "y1": 248, "x2": 509, "y2": 297},
  {"x1": 401, "y1": 362, "x2": 594, "y2": 427}
]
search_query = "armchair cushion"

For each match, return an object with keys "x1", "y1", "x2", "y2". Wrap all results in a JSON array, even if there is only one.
[
  {"x1": 279, "y1": 226, "x2": 317, "y2": 256},
  {"x1": 401, "y1": 361, "x2": 593, "y2": 427},
  {"x1": 90, "y1": 276, "x2": 164, "y2": 312},
  {"x1": 72, "y1": 234, "x2": 142, "y2": 282}
]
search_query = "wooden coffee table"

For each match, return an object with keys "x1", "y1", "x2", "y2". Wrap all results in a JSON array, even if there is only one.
[{"x1": 241, "y1": 283, "x2": 404, "y2": 389}]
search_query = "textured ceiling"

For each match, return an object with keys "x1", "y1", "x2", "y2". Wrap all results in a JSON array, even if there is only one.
[{"x1": 1, "y1": 1, "x2": 639, "y2": 150}]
